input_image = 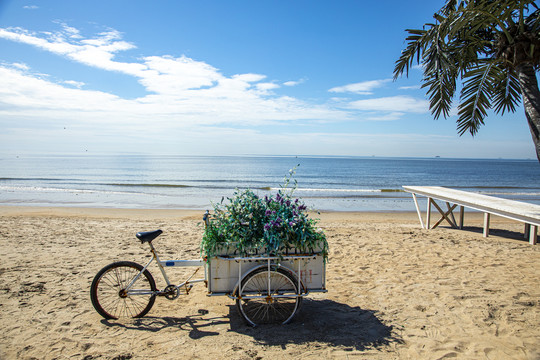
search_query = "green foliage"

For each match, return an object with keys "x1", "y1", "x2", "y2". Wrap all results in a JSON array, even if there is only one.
[
  {"x1": 393, "y1": 0, "x2": 540, "y2": 136},
  {"x1": 201, "y1": 167, "x2": 328, "y2": 260}
]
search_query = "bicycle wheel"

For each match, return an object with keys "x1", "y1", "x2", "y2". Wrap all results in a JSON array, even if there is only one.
[
  {"x1": 90, "y1": 261, "x2": 157, "y2": 319},
  {"x1": 236, "y1": 266, "x2": 302, "y2": 326}
]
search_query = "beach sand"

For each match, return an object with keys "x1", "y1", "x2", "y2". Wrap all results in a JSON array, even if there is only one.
[{"x1": 0, "y1": 206, "x2": 539, "y2": 359}]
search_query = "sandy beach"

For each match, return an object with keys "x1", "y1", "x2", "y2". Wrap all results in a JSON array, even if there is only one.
[{"x1": 0, "y1": 206, "x2": 539, "y2": 359}]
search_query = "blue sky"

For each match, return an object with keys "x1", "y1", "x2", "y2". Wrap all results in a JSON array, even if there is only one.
[{"x1": 0, "y1": 0, "x2": 535, "y2": 159}]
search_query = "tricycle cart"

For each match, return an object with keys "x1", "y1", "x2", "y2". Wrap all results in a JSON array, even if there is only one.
[{"x1": 90, "y1": 213, "x2": 326, "y2": 326}]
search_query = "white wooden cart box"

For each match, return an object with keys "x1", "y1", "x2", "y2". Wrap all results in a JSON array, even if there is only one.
[{"x1": 206, "y1": 245, "x2": 326, "y2": 296}]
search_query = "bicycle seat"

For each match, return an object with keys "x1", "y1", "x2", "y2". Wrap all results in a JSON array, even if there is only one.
[{"x1": 136, "y1": 229, "x2": 163, "y2": 243}]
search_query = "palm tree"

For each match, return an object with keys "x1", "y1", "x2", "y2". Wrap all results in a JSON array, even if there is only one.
[{"x1": 394, "y1": 0, "x2": 540, "y2": 161}]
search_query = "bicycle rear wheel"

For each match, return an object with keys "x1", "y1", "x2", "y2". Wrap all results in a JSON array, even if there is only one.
[
  {"x1": 90, "y1": 261, "x2": 157, "y2": 319},
  {"x1": 236, "y1": 267, "x2": 302, "y2": 326}
]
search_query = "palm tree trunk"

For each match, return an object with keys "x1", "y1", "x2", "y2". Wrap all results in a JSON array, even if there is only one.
[{"x1": 517, "y1": 63, "x2": 540, "y2": 162}]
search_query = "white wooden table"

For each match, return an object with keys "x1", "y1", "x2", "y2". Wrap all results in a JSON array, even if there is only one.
[{"x1": 403, "y1": 186, "x2": 540, "y2": 245}]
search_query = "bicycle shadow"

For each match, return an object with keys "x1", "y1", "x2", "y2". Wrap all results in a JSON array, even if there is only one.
[
  {"x1": 100, "y1": 313, "x2": 228, "y2": 339},
  {"x1": 228, "y1": 299, "x2": 401, "y2": 351},
  {"x1": 99, "y1": 299, "x2": 400, "y2": 349}
]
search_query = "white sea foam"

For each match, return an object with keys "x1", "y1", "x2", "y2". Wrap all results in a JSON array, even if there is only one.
[
  {"x1": 480, "y1": 191, "x2": 540, "y2": 196},
  {"x1": 0, "y1": 185, "x2": 143, "y2": 196},
  {"x1": 270, "y1": 187, "x2": 383, "y2": 193}
]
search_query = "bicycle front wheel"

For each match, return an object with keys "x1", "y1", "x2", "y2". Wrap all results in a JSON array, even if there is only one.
[
  {"x1": 236, "y1": 267, "x2": 302, "y2": 326},
  {"x1": 90, "y1": 261, "x2": 157, "y2": 319}
]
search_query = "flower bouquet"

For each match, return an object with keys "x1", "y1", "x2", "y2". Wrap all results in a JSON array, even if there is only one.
[{"x1": 201, "y1": 168, "x2": 328, "y2": 260}]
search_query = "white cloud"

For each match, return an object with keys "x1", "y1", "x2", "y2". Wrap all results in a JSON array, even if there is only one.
[
  {"x1": 364, "y1": 112, "x2": 405, "y2": 121},
  {"x1": 0, "y1": 26, "x2": 142, "y2": 75},
  {"x1": 283, "y1": 78, "x2": 306, "y2": 87},
  {"x1": 138, "y1": 55, "x2": 222, "y2": 94},
  {"x1": 11, "y1": 62, "x2": 29, "y2": 71},
  {"x1": 256, "y1": 82, "x2": 280, "y2": 93},
  {"x1": 1, "y1": 24, "x2": 370, "y2": 129},
  {"x1": 329, "y1": 79, "x2": 391, "y2": 95},
  {"x1": 52, "y1": 22, "x2": 82, "y2": 39},
  {"x1": 63, "y1": 80, "x2": 85, "y2": 88},
  {"x1": 399, "y1": 85, "x2": 421, "y2": 90},
  {"x1": 0, "y1": 66, "x2": 123, "y2": 113},
  {"x1": 349, "y1": 96, "x2": 429, "y2": 113},
  {"x1": 0, "y1": 62, "x2": 352, "y2": 130},
  {"x1": 23, "y1": 5, "x2": 39, "y2": 10}
]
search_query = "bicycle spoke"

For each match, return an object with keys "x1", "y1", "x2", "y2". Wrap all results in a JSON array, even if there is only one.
[
  {"x1": 91, "y1": 262, "x2": 156, "y2": 319},
  {"x1": 238, "y1": 268, "x2": 300, "y2": 326}
]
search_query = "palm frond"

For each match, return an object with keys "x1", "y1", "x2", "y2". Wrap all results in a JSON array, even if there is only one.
[
  {"x1": 420, "y1": 17, "x2": 461, "y2": 119},
  {"x1": 492, "y1": 66, "x2": 521, "y2": 114},
  {"x1": 457, "y1": 62, "x2": 498, "y2": 135},
  {"x1": 393, "y1": 28, "x2": 430, "y2": 80},
  {"x1": 396, "y1": 0, "x2": 540, "y2": 137},
  {"x1": 422, "y1": 44, "x2": 459, "y2": 118},
  {"x1": 526, "y1": 9, "x2": 540, "y2": 31},
  {"x1": 423, "y1": 70, "x2": 457, "y2": 119}
]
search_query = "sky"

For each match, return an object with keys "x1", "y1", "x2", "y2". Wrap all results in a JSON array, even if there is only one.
[{"x1": 0, "y1": 0, "x2": 536, "y2": 159}]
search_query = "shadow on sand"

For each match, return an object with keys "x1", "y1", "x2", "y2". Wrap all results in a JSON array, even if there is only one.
[
  {"x1": 101, "y1": 313, "x2": 227, "y2": 339},
  {"x1": 229, "y1": 299, "x2": 400, "y2": 351},
  {"x1": 101, "y1": 299, "x2": 401, "y2": 350},
  {"x1": 443, "y1": 225, "x2": 530, "y2": 242}
]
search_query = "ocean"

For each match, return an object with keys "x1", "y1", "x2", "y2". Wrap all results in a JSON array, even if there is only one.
[{"x1": 1, "y1": 155, "x2": 539, "y2": 212}]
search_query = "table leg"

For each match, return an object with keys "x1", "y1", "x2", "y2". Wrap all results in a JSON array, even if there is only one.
[
  {"x1": 431, "y1": 201, "x2": 457, "y2": 229},
  {"x1": 426, "y1": 198, "x2": 431, "y2": 230},
  {"x1": 446, "y1": 202, "x2": 457, "y2": 226},
  {"x1": 529, "y1": 225, "x2": 537, "y2": 245},
  {"x1": 483, "y1": 213, "x2": 490, "y2": 237},
  {"x1": 412, "y1": 193, "x2": 425, "y2": 229}
]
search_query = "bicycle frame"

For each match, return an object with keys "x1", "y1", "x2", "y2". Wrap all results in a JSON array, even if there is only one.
[{"x1": 125, "y1": 239, "x2": 206, "y2": 297}]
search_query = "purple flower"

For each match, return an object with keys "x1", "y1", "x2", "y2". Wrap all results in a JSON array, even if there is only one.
[
  {"x1": 289, "y1": 221, "x2": 295, "y2": 227},
  {"x1": 271, "y1": 219, "x2": 282, "y2": 228},
  {"x1": 286, "y1": 200, "x2": 291, "y2": 206},
  {"x1": 265, "y1": 210, "x2": 272, "y2": 216},
  {"x1": 264, "y1": 223, "x2": 271, "y2": 231}
]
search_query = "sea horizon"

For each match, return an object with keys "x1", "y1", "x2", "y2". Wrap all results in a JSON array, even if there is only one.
[
  {"x1": 3, "y1": 152, "x2": 538, "y2": 161},
  {"x1": 1, "y1": 154, "x2": 539, "y2": 212}
]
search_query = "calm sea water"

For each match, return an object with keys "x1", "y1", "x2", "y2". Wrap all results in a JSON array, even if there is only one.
[{"x1": 1, "y1": 155, "x2": 539, "y2": 211}]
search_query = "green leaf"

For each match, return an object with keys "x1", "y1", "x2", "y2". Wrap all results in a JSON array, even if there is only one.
[
  {"x1": 457, "y1": 62, "x2": 497, "y2": 135},
  {"x1": 492, "y1": 66, "x2": 521, "y2": 114}
]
